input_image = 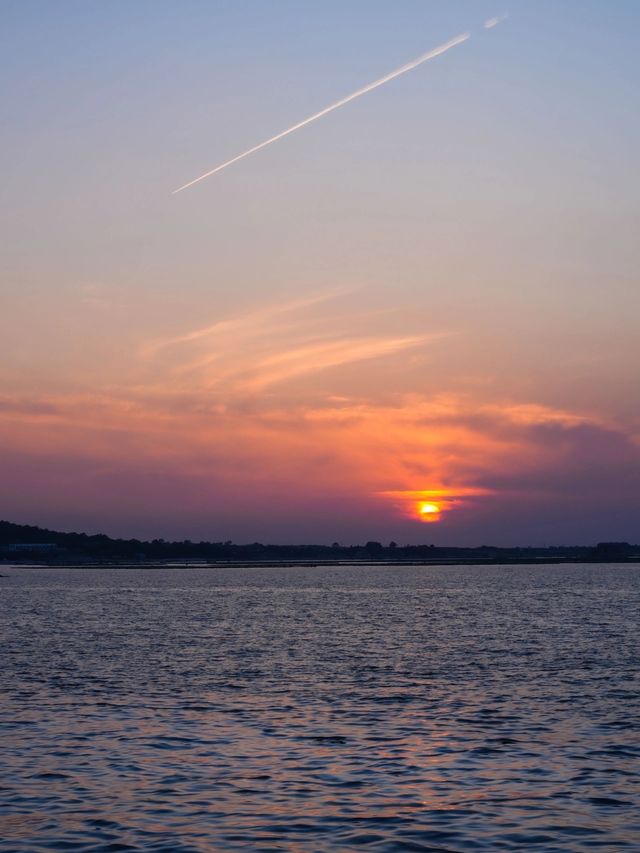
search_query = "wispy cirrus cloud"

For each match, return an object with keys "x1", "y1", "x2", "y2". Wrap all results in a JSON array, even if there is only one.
[
  {"x1": 141, "y1": 287, "x2": 353, "y2": 358},
  {"x1": 141, "y1": 289, "x2": 441, "y2": 394},
  {"x1": 240, "y1": 335, "x2": 425, "y2": 391}
]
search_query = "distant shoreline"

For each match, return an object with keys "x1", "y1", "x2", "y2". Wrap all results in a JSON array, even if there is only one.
[
  {"x1": 3, "y1": 557, "x2": 640, "y2": 569},
  {"x1": 3, "y1": 519, "x2": 639, "y2": 566}
]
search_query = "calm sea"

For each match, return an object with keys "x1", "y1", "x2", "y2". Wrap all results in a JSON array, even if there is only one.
[{"x1": 1, "y1": 564, "x2": 639, "y2": 851}]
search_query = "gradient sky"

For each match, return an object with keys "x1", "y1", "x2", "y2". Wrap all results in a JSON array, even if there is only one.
[{"x1": 2, "y1": 1, "x2": 639, "y2": 544}]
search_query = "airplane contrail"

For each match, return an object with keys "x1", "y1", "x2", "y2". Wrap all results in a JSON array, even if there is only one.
[
  {"x1": 484, "y1": 13, "x2": 508, "y2": 29},
  {"x1": 172, "y1": 31, "x2": 470, "y2": 193}
]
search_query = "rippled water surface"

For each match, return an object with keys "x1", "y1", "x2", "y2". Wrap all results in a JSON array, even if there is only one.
[{"x1": 1, "y1": 563, "x2": 639, "y2": 851}]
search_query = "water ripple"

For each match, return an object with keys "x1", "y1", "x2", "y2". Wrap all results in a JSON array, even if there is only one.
[{"x1": 1, "y1": 563, "x2": 639, "y2": 851}]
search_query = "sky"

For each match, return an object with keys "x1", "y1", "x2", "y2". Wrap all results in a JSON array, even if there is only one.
[{"x1": 1, "y1": 0, "x2": 639, "y2": 545}]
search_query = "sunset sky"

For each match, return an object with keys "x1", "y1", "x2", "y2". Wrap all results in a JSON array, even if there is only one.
[{"x1": 2, "y1": 0, "x2": 639, "y2": 544}]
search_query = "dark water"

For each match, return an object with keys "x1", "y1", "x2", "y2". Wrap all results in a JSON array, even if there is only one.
[{"x1": 1, "y1": 564, "x2": 639, "y2": 852}]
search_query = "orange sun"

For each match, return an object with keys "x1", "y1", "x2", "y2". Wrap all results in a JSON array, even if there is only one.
[{"x1": 418, "y1": 501, "x2": 442, "y2": 522}]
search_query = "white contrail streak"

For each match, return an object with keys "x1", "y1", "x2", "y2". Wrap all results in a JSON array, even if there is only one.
[
  {"x1": 484, "y1": 14, "x2": 508, "y2": 29},
  {"x1": 172, "y1": 31, "x2": 470, "y2": 193}
]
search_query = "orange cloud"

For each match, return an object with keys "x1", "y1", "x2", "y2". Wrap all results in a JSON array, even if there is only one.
[{"x1": 2, "y1": 387, "x2": 624, "y2": 529}]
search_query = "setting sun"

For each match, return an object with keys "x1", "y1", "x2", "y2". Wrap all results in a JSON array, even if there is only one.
[
  {"x1": 379, "y1": 487, "x2": 492, "y2": 526},
  {"x1": 418, "y1": 501, "x2": 442, "y2": 522}
]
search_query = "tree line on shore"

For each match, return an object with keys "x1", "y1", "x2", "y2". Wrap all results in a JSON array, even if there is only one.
[{"x1": 1, "y1": 519, "x2": 638, "y2": 563}]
